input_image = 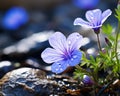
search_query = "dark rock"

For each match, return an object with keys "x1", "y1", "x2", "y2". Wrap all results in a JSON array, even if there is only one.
[
  {"x1": 0, "y1": 61, "x2": 13, "y2": 79},
  {"x1": 0, "y1": 31, "x2": 54, "y2": 62},
  {"x1": 0, "y1": 67, "x2": 82, "y2": 96}
]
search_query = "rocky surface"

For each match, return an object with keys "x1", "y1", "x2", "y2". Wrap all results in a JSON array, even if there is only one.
[
  {"x1": 0, "y1": 68, "x2": 120, "y2": 96},
  {"x1": 0, "y1": 67, "x2": 84, "y2": 96},
  {"x1": 0, "y1": 1, "x2": 119, "y2": 96}
]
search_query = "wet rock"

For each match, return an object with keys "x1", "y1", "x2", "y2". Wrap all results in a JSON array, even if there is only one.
[
  {"x1": 0, "y1": 31, "x2": 54, "y2": 61},
  {"x1": 0, "y1": 61, "x2": 13, "y2": 79},
  {"x1": 0, "y1": 67, "x2": 82, "y2": 96},
  {"x1": 1, "y1": 68, "x2": 119, "y2": 96},
  {"x1": 0, "y1": 68, "x2": 52, "y2": 96}
]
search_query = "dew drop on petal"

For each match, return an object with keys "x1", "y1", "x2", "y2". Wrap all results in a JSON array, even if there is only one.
[
  {"x1": 73, "y1": 55, "x2": 77, "y2": 58},
  {"x1": 57, "y1": 62, "x2": 60, "y2": 65},
  {"x1": 60, "y1": 68, "x2": 63, "y2": 71},
  {"x1": 68, "y1": 41, "x2": 71, "y2": 45},
  {"x1": 71, "y1": 58, "x2": 74, "y2": 61},
  {"x1": 56, "y1": 68, "x2": 59, "y2": 71},
  {"x1": 58, "y1": 64, "x2": 61, "y2": 67}
]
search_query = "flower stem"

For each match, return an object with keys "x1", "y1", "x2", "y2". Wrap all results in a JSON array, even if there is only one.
[
  {"x1": 115, "y1": 21, "x2": 120, "y2": 65},
  {"x1": 96, "y1": 33, "x2": 102, "y2": 51}
]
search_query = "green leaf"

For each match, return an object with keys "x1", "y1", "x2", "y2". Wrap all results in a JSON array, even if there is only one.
[
  {"x1": 115, "y1": 9, "x2": 120, "y2": 21},
  {"x1": 89, "y1": 55, "x2": 96, "y2": 63},
  {"x1": 74, "y1": 65, "x2": 91, "y2": 79},
  {"x1": 102, "y1": 24, "x2": 115, "y2": 41},
  {"x1": 102, "y1": 24, "x2": 113, "y2": 35}
]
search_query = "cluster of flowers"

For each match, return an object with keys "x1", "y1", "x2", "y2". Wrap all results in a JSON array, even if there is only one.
[{"x1": 41, "y1": 9, "x2": 112, "y2": 74}]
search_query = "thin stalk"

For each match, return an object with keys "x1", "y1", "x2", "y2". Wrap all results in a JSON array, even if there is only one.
[
  {"x1": 96, "y1": 33, "x2": 102, "y2": 51},
  {"x1": 96, "y1": 79, "x2": 115, "y2": 96},
  {"x1": 115, "y1": 21, "x2": 120, "y2": 65},
  {"x1": 93, "y1": 85, "x2": 97, "y2": 96}
]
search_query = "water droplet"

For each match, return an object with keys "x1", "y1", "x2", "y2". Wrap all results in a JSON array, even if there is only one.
[
  {"x1": 71, "y1": 58, "x2": 74, "y2": 61},
  {"x1": 57, "y1": 63, "x2": 61, "y2": 66},
  {"x1": 73, "y1": 55, "x2": 77, "y2": 58},
  {"x1": 58, "y1": 65, "x2": 61, "y2": 67},
  {"x1": 56, "y1": 68, "x2": 58, "y2": 71},
  {"x1": 60, "y1": 68, "x2": 63, "y2": 71},
  {"x1": 68, "y1": 41, "x2": 71, "y2": 45}
]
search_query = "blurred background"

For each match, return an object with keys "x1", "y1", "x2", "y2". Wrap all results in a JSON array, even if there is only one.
[{"x1": 0, "y1": 0, "x2": 118, "y2": 78}]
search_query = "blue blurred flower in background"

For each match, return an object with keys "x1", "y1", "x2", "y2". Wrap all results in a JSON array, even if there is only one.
[
  {"x1": 2, "y1": 7, "x2": 28, "y2": 30},
  {"x1": 72, "y1": 0, "x2": 99, "y2": 9}
]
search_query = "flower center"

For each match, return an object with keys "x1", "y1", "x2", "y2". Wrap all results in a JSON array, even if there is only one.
[
  {"x1": 63, "y1": 50, "x2": 72, "y2": 60},
  {"x1": 63, "y1": 50, "x2": 77, "y2": 61}
]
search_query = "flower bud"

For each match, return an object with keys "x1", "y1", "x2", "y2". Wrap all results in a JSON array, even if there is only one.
[
  {"x1": 82, "y1": 75, "x2": 94, "y2": 86},
  {"x1": 101, "y1": 48, "x2": 107, "y2": 54},
  {"x1": 105, "y1": 37, "x2": 112, "y2": 47}
]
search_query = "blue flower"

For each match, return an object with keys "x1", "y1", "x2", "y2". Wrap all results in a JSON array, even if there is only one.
[
  {"x1": 72, "y1": 0, "x2": 99, "y2": 9},
  {"x1": 2, "y1": 7, "x2": 28, "y2": 30},
  {"x1": 74, "y1": 9, "x2": 112, "y2": 31},
  {"x1": 41, "y1": 32, "x2": 83, "y2": 74}
]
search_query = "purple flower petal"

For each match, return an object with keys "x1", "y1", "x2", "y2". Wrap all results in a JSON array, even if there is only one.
[
  {"x1": 86, "y1": 9, "x2": 102, "y2": 26},
  {"x1": 73, "y1": 18, "x2": 91, "y2": 27},
  {"x1": 67, "y1": 33, "x2": 83, "y2": 51},
  {"x1": 69, "y1": 50, "x2": 82, "y2": 66},
  {"x1": 41, "y1": 48, "x2": 63, "y2": 63},
  {"x1": 51, "y1": 60, "x2": 69, "y2": 74},
  {"x1": 74, "y1": 9, "x2": 112, "y2": 30},
  {"x1": 102, "y1": 9, "x2": 112, "y2": 24},
  {"x1": 49, "y1": 32, "x2": 67, "y2": 53}
]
